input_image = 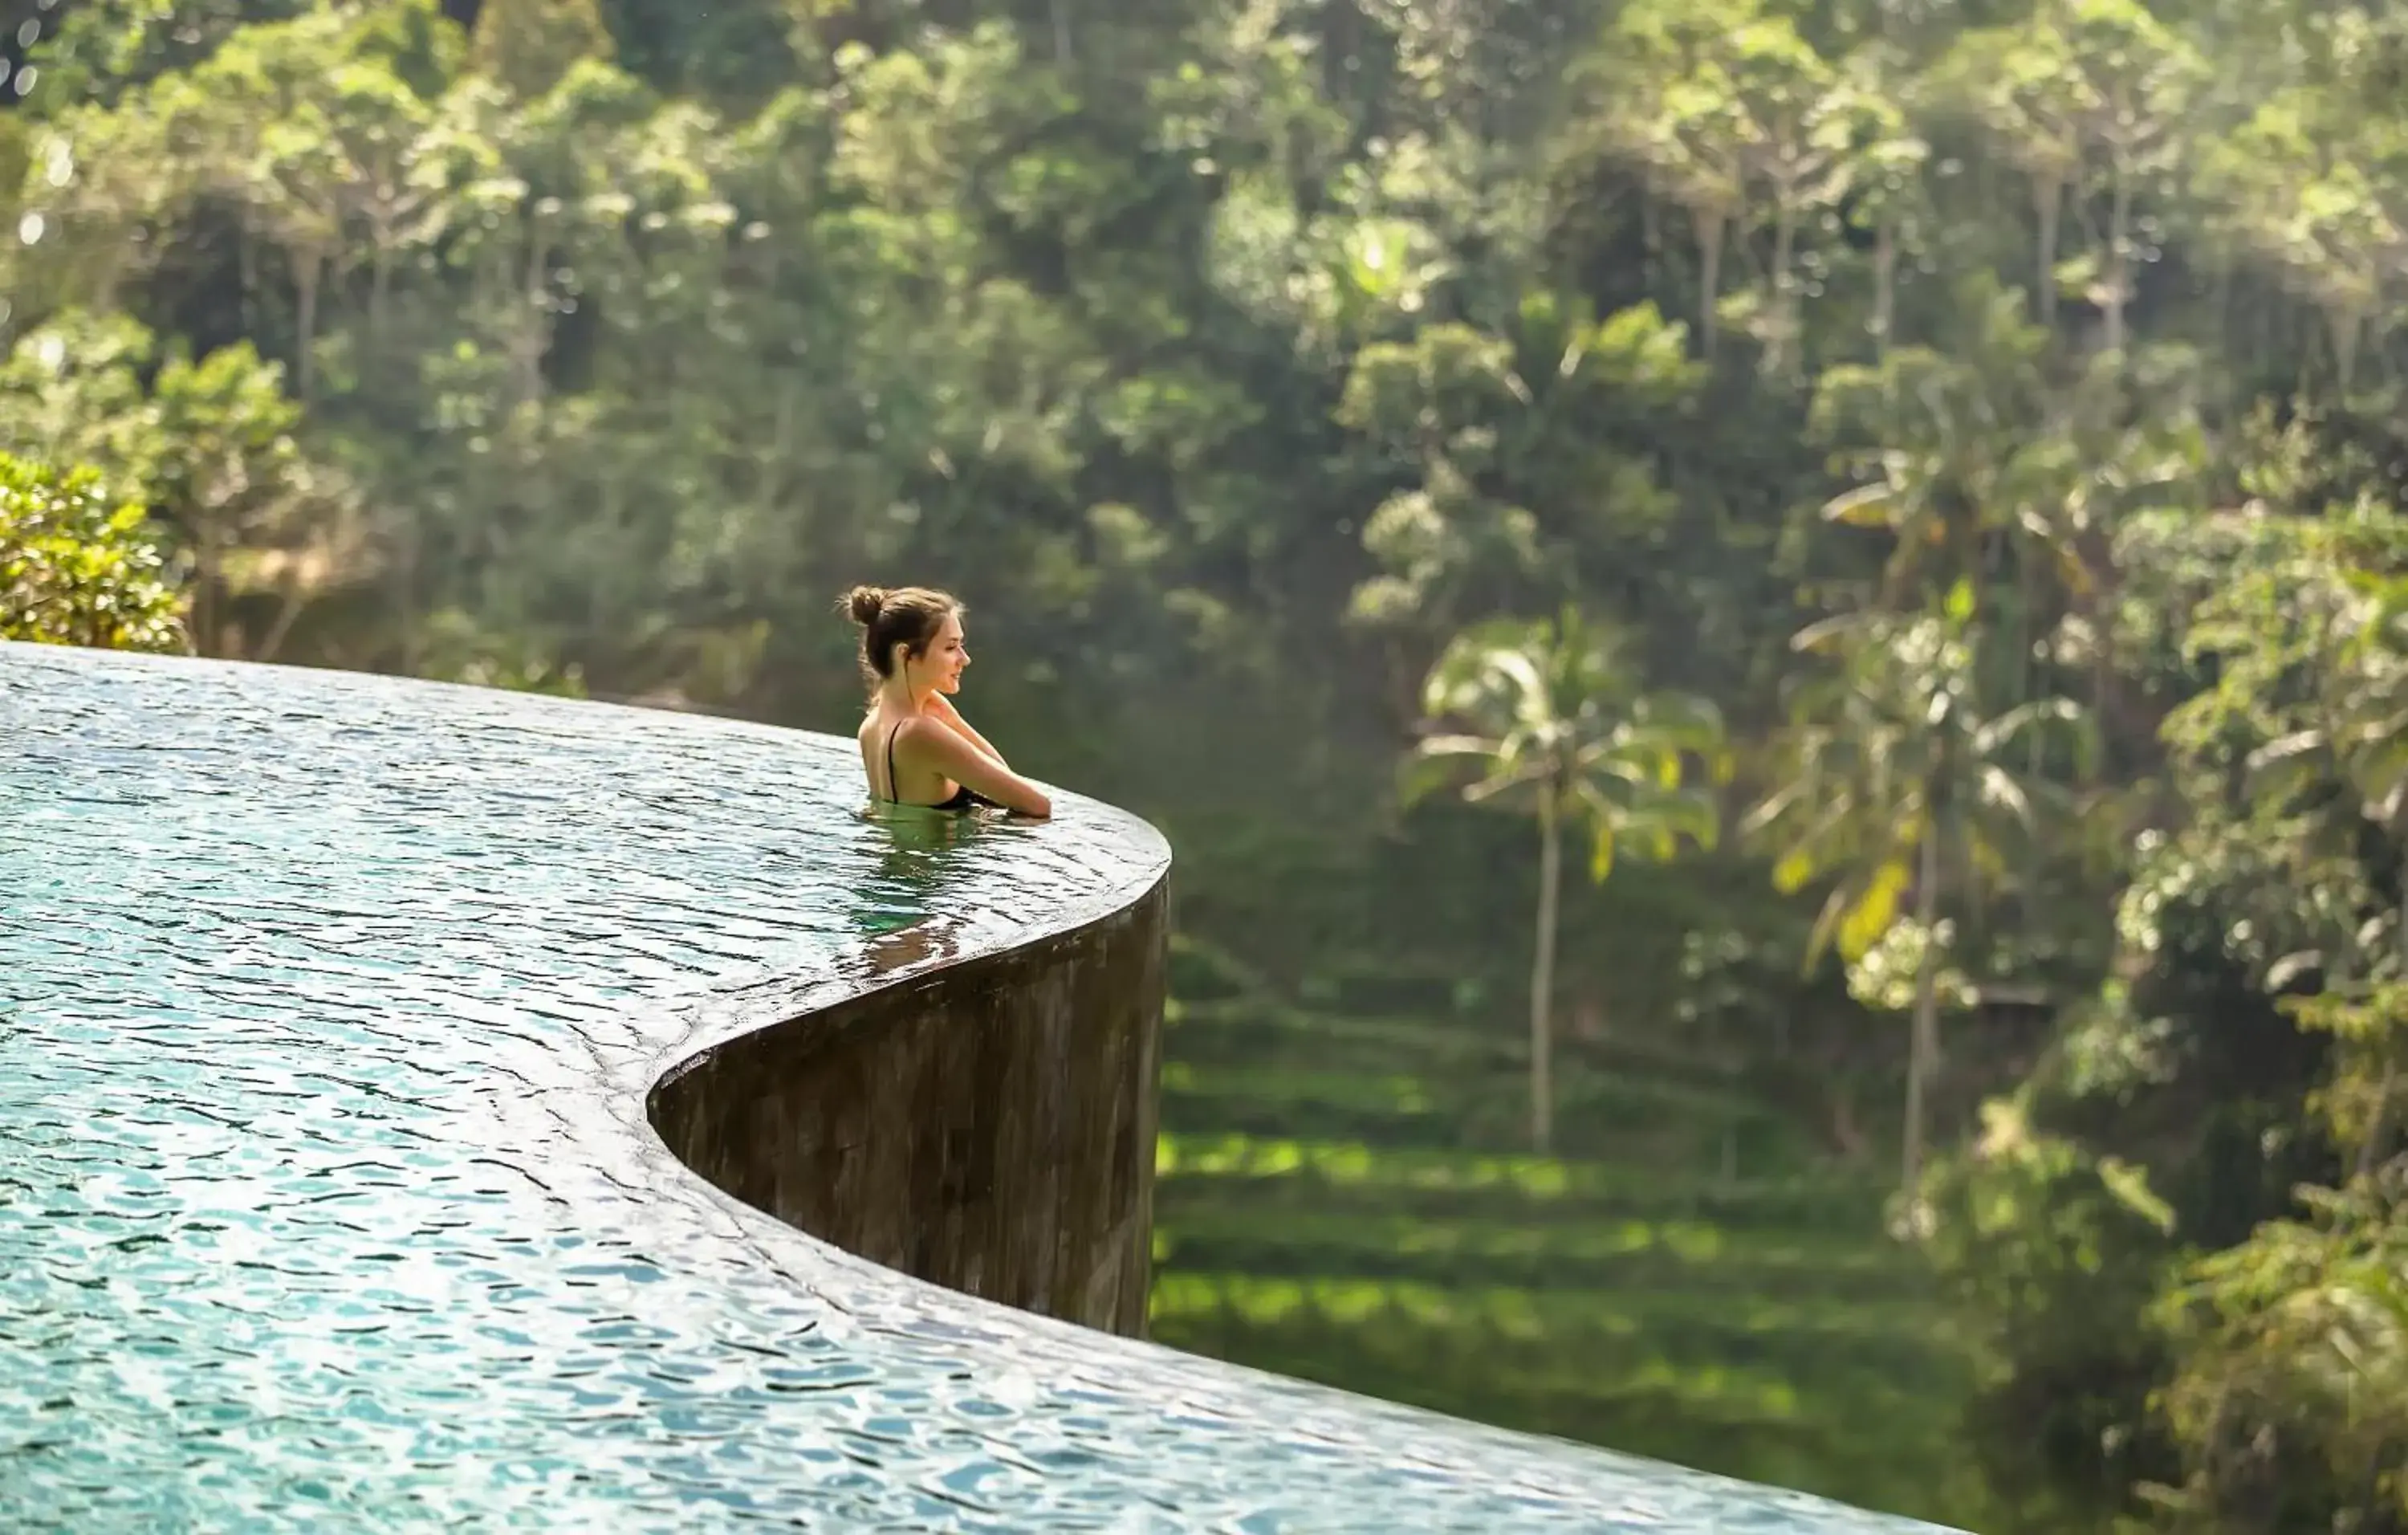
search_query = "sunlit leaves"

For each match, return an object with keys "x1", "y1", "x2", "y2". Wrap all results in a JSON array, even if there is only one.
[
  {"x1": 0, "y1": 450, "x2": 187, "y2": 652},
  {"x1": 1837, "y1": 857, "x2": 1911, "y2": 967},
  {"x1": 0, "y1": 308, "x2": 354, "y2": 659},
  {"x1": 2194, "y1": 89, "x2": 2408, "y2": 388},
  {"x1": 2154, "y1": 1181, "x2": 2408, "y2": 1529},
  {"x1": 1751, "y1": 603, "x2": 2076, "y2": 966},
  {"x1": 1930, "y1": 0, "x2": 2201, "y2": 339}
]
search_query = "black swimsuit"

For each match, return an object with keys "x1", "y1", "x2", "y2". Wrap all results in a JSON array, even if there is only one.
[{"x1": 883, "y1": 722, "x2": 998, "y2": 812}]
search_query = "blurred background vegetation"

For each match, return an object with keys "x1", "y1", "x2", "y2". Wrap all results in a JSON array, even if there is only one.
[{"x1": 5, "y1": 0, "x2": 2407, "y2": 1529}]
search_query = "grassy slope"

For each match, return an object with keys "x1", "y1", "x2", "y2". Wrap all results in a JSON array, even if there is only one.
[{"x1": 1144, "y1": 967, "x2": 1991, "y2": 1530}]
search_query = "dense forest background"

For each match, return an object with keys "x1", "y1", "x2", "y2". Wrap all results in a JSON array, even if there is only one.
[{"x1": 5, "y1": 0, "x2": 2408, "y2": 1529}]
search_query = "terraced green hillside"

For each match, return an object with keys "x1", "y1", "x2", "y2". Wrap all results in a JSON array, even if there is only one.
[{"x1": 1145, "y1": 955, "x2": 1992, "y2": 1529}]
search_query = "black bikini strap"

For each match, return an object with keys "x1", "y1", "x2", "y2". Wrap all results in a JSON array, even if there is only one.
[{"x1": 883, "y1": 720, "x2": 903, "y2": 800}]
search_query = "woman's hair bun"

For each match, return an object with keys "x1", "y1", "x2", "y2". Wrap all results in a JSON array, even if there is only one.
[
  {"x1": 839, "y1": 583, "x2": 959, "y2": 686},
  {"x1": 842, "y1": 585, "x2": 888, "y2": 625}
]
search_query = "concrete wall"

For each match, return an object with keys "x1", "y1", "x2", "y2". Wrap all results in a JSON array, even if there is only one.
[{"x1": 647, "y1": 875, "x2": 1169, "y2": 1338}]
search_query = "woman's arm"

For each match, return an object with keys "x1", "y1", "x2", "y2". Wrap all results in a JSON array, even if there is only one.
[
  {"x1": 903, "y1": 719, "x2": 1051, "y2": 818},
  {"x1": 925, "y1": 692, "x2": 1010, "y2": 768}
]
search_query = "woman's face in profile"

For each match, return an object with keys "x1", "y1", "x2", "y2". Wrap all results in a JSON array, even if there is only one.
[{"x1": 927, "y1": 613, "x2": 969, "y2": 694}]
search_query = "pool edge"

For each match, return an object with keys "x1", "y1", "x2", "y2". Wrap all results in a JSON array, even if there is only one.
[{"x1": 645, "y1": 850, "x2": 1173, "y2": 1339}]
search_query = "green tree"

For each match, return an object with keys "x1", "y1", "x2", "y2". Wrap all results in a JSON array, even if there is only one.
[
  {"x1": 470, "y1": 0, "x2": 614, "y2": 100},
  {"x1": 0, "y1": 311, "x2": 357, "y2": 659},
  {"x1": 24, "y1": 0, "x2": 2408, "y2": 1518},
  {"x1": 1336, "y1": 298, "x2": 1698, "y2": 710},
  {"x1": 2101, "y1": 465, "x2": 2408, "y2": 1532},
  {"x1": 1932, "y1": 0, "x2": 2199, "y2": 346},
  {"x1": 0, "y1": 451, "x2": 187, "y2": 651},
  {"x1": 2194, "y1": 92, "x2": 2407, "y2": 390},
  {"x1": 1580, "y1": 0, "x2": 1877, "y2": 364},
  {"x1": 1746, "y1": 597, "x2": 2078, "y2": 1201},
  {"x1": 2247, "y1": 544, "x2": 2408, "y2": 1178},
  {"x1": 1808, "y1": 279, "x2": 2203, "y2": 740},
  {"x1": 1403, "y1": 608, "x2": 1727, "y2": 1153},
  {"x1": 2156, "y1": 1152, "x2": 2408, "y2": 1528}
]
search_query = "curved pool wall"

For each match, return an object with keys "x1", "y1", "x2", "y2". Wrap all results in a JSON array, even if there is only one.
[
  {"x1": 0, "y1": 642, "x2": 1967, "y2": 1533},
  {"x1": 650, "y1": 873, "x2": 1167, "y2": 1338}
]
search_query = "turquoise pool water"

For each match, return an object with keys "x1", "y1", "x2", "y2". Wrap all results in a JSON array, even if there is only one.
[{"x1": 0, "y1": 644, "x2": 1959, "y2": 1533}]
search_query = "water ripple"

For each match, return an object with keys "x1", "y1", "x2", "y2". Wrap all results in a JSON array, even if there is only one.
[{"x1": 0, "y1": 644, "x2": 1957, "y2": 1533}]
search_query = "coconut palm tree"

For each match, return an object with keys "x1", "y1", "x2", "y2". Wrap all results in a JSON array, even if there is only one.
[
  {"x1": 1402, "y1": 607, "x2": 1727, "y2": 1154},
  {"x1": 1745, "y1": 595, "x2": 2077, "y2": 1199}
]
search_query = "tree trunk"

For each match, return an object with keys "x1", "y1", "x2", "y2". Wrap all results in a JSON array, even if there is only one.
[
  {"x1": 194, "y1": 517, "x2": 224, "y2": 658},
  {"x1": 294, "y1": 250, "x2": 321, "y2": 401},
  {"x1": 2366, "y1": 1061, "x2": 2401, "y2": 1182},
  {"x1": 1531, "y1": 788, "x2": 1561, "y2": 1156},
  {"x1": 2034, "y1": 174, "x2": 2061, "y2": 327},
  {"x1": 2211, "y1": 250, "x2": 2234, "y2": 389},
  {"x1": 766, "y1": 375, "x2": 796, "y2": 514},
  {"x1": 370, "y1": 239, "x2": 394, "y2": 352},
  {"x1": 519, "y1": 229, "x2": 551, "y2": 403},
  {"x1": 394, "y1": 514, "x2": 423, "y2": 676},
  {"x1": 1873, "y1": 218, "x2": 1897, "y2": 356},
  {"x1": 1904, "y1": 820, "x2": 1942, "y2": 1196},
  {"x1": 1693, "y1": 206, "x2": 1726, "y2": 355},
  {"x1": 2105, "y1": 154, "x2": 2131, "y2": 354},
  {"x1": 1769, "y1": 197, "x2": 1797, "y2": 375},
  {"x1": 2361, "y1": 861, "x2": 2408, "y2": 1179},
  {"x1": 238, "y1": 220, "x2": 258, "y2": 334},
  {"x1": 2020, "y1": 548, "x2": 2050, "y2": 780},
  {"x1": 2332, "y1": 303, "x2": 2364, "y2": 394},
  {"x1": 255, "y1": 584, "x2": 306, "y2": 664}
]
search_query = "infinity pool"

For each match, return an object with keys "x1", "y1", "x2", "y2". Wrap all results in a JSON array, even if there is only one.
[{"x1": 0, "y1": 644, "x2": 1958, "y2": 1532}]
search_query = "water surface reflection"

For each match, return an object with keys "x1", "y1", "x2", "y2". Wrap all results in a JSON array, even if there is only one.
[{"x1": 0, "y1": 644, "x2": 1957, "y2": 1534}]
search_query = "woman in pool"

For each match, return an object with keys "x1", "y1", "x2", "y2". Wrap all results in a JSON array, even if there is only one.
[{"x1": 842, "y1": 584, "x2": 1051, "y2": 818}]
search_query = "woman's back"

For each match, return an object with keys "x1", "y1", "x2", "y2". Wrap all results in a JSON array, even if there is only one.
[{"x1": 858, "y1": 710, "x2": 981, "y2": 810}]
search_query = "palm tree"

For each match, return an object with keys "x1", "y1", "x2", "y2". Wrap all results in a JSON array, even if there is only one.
[
  {"x1": 1744, "y1": 596, "x2": 2076, "y2": 1200},
  {"x1": 1812, "y1": 283, "x2": 2201, "y2": 738},
  {"x1": 1401, "y1": 608, "x2": 1727, "y2": 1154}
]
